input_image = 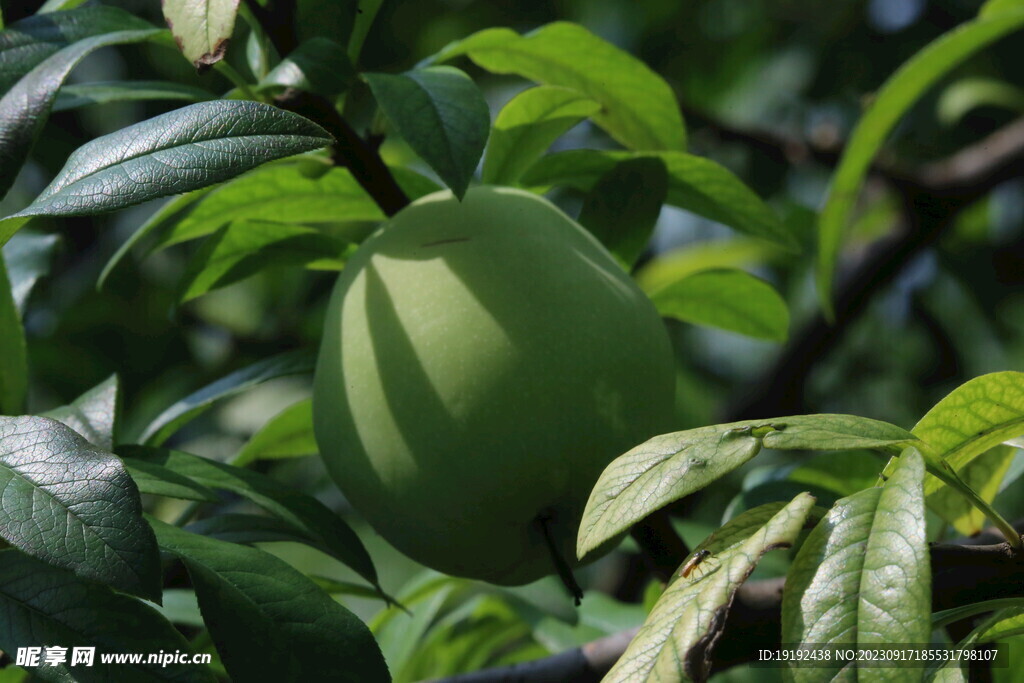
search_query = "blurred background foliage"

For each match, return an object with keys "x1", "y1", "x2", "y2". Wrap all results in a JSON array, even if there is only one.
[{"x1": 1, "y1": 0, "x2": 1022, "y2": 679}]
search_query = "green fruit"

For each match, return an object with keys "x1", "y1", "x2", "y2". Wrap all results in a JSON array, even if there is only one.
[{"x1": 313, "y1": 186, "x2": 675, "y2": 585}]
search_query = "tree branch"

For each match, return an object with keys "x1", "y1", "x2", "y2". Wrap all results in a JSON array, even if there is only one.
[{"x1": 431, "y1": 537, "x2": 1024, "y2": 682}]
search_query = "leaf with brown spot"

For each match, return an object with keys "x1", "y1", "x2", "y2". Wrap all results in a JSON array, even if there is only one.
[{"x1": 162, "y1": 0, "x2": 240, "y2": 71}]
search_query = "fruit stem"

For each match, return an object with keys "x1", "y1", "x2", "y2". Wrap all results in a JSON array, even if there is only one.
[{"x1": 536, "y1": 513, "x2": 583, "y2": 606}]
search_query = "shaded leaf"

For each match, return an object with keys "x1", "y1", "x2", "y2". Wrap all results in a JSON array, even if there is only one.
[
  {"x1": 186, "y1": 512, "x2": 324, "y2": 546},
  {"x1": 605, "y1": 493, "x2": 815, "y2": 681},
  {"x1": 817, "y1": 8, "x2": 1024, "y2": 314},
  {"x1": 1, "y1": 229, "x2": 59, "y2": 314},
  {"x1": 0, "y1": 5, "x2": 152, "y2": 93},
  {"x1": 260, "y1": 37, "x2": 355, "y2": 97},
  {"x1": 782, "y1": 449, "x2": 930, "y2": 681},
  {"x1": 523, "y1": 150, "x2": 796, "y2": 250},
  {"x1": 0, "y1": 259, "x2": 27, "y2": 415},
  {"x1": 179, "y1": 220, "x2": 348, "y2": 301},
  {"x1": 576, "y1": 157, "x2": 667, "y2": 269},
  {"x1": 125, "y1": 459, "x2": 219, "y2": 502},
  {"x1": 0, "y1": 416, "x2": 161, "y2": 601},
  {"x1": 54, "y1": 80, "x2": 213, "y2": 111},
  {"x1": 233, "y1": 397, "x2": 316, "y2": 467},
  {"x1": 578, "y1": 415, "x2": 915, "y2": 560},
  {"x1": 5, "y1": 101, "x2": 332, "y2": 242},
  {"x1": 0, "y1": 28, "x2": 164, "y2": 206},
  {"x1": 122, "y1": 445, "x2": 380, "y2": 591},
  {"x1": 162, "y1": 0, "x2": 240, "y2": 71},
  {"x1": 139, "y1": 349, "x2": 315, "y2": 446},
  {"x1": 0, "y1": 549, "x2": 211, "y2": 683},
  {"x1": 347, "y1": 0, "x2": 383, "y2": 62},
  {"x1": 482, "y1": 85, "x2": 600, "y2": 185},
  {"x1": 42, "y1": 374, "x2": 118, "y2": 450},
  {"x1": 149, "y1": 518, "x2": 389, "y2": 683},
  {"x1": 648, "y1": 268, "x2": 789, "y2": 341},
  {"x1": 152, "y1": 163, "x2": 438, "y2": 250},
  {"x1": 437, "y1": 21, "x2": 685, "y2": 151},
  {"x1": 364, "y1": 66, "x2": 489, "y2": 199}
]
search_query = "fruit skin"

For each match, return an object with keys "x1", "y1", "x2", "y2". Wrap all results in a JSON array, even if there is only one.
[{"x1": 313, "y1": 186, "x2": 675, "y2": 585}]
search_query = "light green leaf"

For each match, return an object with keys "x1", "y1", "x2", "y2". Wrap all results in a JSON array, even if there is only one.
[
  {"x1": 179, "y1": 220, "x2": 348, "y2": 301},
  {"x1": 0, "y1": 549, "x2": 212, "y2": 683},
  {"x1": 928, "y1": 607, "x2": 1024, "y2": 681},
  {"x1": 139, "y1": 349, "x2": 315, "y2": 446},
  {"x1": 233, "y1": 398, "x2": 316, "y2": 467},
  {"x1": 915, "y1": 371, "x2": 1024, "y2": 474},
  {"x1": 364, "y1": 66, "x2": 489, "y2": 199},
  {"x1": 0, "y1": 27, "x2": 164, "y2": 209},
  {"x1": 162, "y1": 0, "x2": 240, "y2": 71},
  {"x1": 926, "y1": 444, "x2": 1016, "y2": 535},
  {"x1": 0, "y1": 259, "x2": 26, "y2": 415},
  {"x1": 937, "y1": 77, "x2": 1024, "y2": 126},
  {"x1": 259, "y1": 37, "x2": 355, "y2": 97},
  {"x1": 123, "y1": 445, "x2": 380, "y2": 591},
  {"x1": 522, "y1": 150, "x2": 796, "y2": 250},
  {"x1": 605, "y1": 493, "x2": 815, "y2": 682},
  {"x1": 782, "y1": 449, "x2": 930, "y2": 682},
  {"x1": 0, "y1": 6, "x2": 153, "y2": 93},
  {"x1": 437, "y1": 21, "x2": 685, "y2": 151},
  {"x1": 0, "y1": 417, "x2": 161, "y2": 602},
  {"x1": 1, "y1": 230, "x2": 59, "y2": 315},
  {"x1": 482, "y1": 85, "x2": 600, "y2": 186},
  {"x1": 6, "y1": 101, "x2": 332, "y2": 237},
  {"x1": 42, "y1": 374, "x2": 119, "y2": 450},
  {"x1": 816, "y1": 9, "x2": 1024, "y2": 314},
  {"x1": 124, "y1": 459, "x2": 219, "y2": 502},
  {"x1": 648, "y1": 268, "x2": 789, "y2": 341},
  {"x1": 577, "y1": 157, "x2": 667, "y2": 269},
  {"x1": 634, "y1": 239, "x2": 780, "y2": 294},
  {"x1": 578, "y1": 414, "x2": 915, "y2": 560},
  {"x1": 981, "y1": 0, "x2": 1024, "y2": 18},
  {"x1": 149, "y1": 518, "x2": 389, "y2": 683},
  {"x1": 53, "y1": 80, "x2": 213, "y2": 111},
  {"x1": 151, "y1": 163, "x2": 437, "y2": 249}
]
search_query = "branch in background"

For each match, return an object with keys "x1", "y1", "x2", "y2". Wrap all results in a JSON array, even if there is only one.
[
  {"x1": 729, "y1": 116, "x2": 1024, "y2": 419},
  {"x1": 245, "y1": 0, "x2": 411, "y2": 216},
  {"x1": 431, "y1": 535, "x2": 1024, "y2": 682}
]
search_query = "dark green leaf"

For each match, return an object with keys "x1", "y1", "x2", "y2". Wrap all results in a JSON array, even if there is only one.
[
  {"x1": 0, "y1": 416, "x2": 161, "y2": 601},
  {"x1": 53, "y1": 80, "x2": 213, "y2": 111},
  {"x1": 125, "y1": 459, "x2": 219, "y2": 502},
  {"x1": 186, "y1": 512, "x2": 322, "y2": 546},
  {"x1": 0, "y1": 28, "x2": 164, "y2": 207},
  {"x1": 6, "y1": 101, "x2": 332, "y2": 239},
  {"x1": 179, "y1": 220, "x2": 348, "y2": 301},
  {"x1": 1, "y1": 229, "x2": 59, "y2": 315},
  {"x1": 0, "y1": 549, "x2": 212, "y2": 683},
  {"x1": 648, "y1": 268, "x2": 789, "y2": 341},
  {"x1": 605, "y1": 494, "x2": 815, "y2": 681},
  {"x1": 42, "y1": 374, "x2": 119, "y2": 450},
  {"x1": 782, "y1": 450, "x2": 930, "y2": 681},
  {"x1": 364, "y1": 66, "x2": 489, "y2": 199},
  {"x1": 162, "y1": 0, "x2": 240, "y2": 71},
  {"x1": 577, "y1": 157, "x2": 667, "y2": 269},
  {"x1": 523, "y1": 150, "x2": 796, "y2": 250},
  {"x1": 233, "y1": 398, "x2": 316, "y2": 466},
  {"x1": 817, "y1": 9, "x2": 1024, "y2": 315},
  {"x1": 437, "y1": 21, "x2": 685, "y2": 151},
  {"x1": 97, "y1": 187, "x2": 217, "y2": 291},
  {"x1": 0, "y1": 5, "x2": 153, "y2": 93},
  {"x1": 347, "y1": 0, "x2": 382, "y2": 62},
  {"x1": 690, "y1": 501, "x2": 826, "y2": 558},
  {"x1": 139, "y1": 349, "x2": 315, "y2": 446},
  {"x1": 259, "y1": 37, "x2": 355, "y2": 97},
  {"x1": 152, "y1": 163, "x2": 438, "y2": 250},
  {"x1": 578, "y1": 415, "x2": 916, "y2": 560},
  {"x1": 0, "y1": 259, "x2": 27, "y2": 415},
  {"x1": 482, "y1": 85, "x2": 600, "y2": 186},
  {"x1": 122, "y1": 445, "x2": 380, "y2": 590},
  {"x1": 149, "y1": 518, "x2": 389, "y2": 683}
]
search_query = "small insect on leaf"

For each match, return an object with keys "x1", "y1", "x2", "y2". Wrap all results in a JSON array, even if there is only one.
[{"x1": 679, "y1": 549, "x2": 717, "y2": 581}]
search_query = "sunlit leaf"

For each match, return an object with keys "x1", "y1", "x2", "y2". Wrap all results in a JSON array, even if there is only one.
[
  {"x1": 162, "y1": 0, "x2": 240, "y2": 71},
  {"x1": 43, "y1": 374, "x2": 119, "y2": 450},
  {"x1": 233, "y1": 398, "x2": 316, "y2": 466}
]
